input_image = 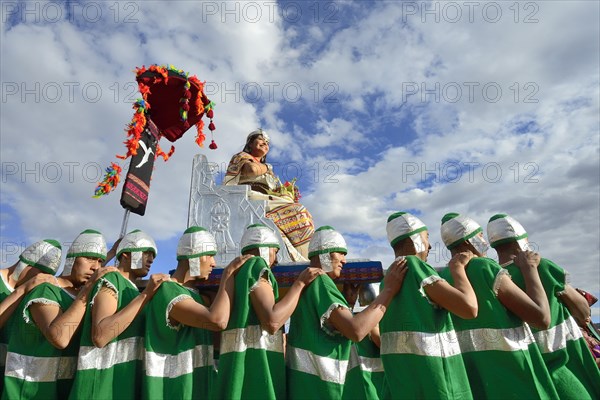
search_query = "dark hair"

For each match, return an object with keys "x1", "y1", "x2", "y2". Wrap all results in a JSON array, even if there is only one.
[{"x1": 243, "y1": 134, "x2": 268, "y2": 163}]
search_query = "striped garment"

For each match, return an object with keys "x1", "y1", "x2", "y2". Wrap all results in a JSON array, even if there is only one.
[
  {"x1": 505, "y1": 258, "x2": 600, "y2": 399},
  {"x1": 2, "y1": 283, "x2": 79, "y2": 400},
  {"x1": 440, "y1": 257, "x2": 559, "y2": 399},
  {"x1": 216, "y1": 257, "x2": 285, "y2": 399},
  {"x1": 287, "y1": 274, "x2": 352, "y2": 399},
  {"x1": 379, "y1": 256, "x2": 472, "y2": 400},
  {"x1": 142, "y1": 281, "x2": 215, "y2": 399},
  {"x1": 0, "y1": 272, "x2": 14, "y2": 394},
  {"x1": 69, "y1": 271, "x2": 145, "y2": 399}
]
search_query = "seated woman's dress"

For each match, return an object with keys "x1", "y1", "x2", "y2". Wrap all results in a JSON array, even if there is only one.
[{"x1": 223, "y1": 151, "x2": 314, "y2": 261}]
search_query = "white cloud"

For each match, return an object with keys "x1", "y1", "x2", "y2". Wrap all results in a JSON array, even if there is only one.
[{"x1": 1, "y1": 1, "x2": 598, "y2": 307}]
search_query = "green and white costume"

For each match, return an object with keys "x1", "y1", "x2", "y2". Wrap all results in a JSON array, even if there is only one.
[
  {"x1": 342, "y1": 334, "x2": 384, "y2": 400},
  {"x1": 379, "y1": 212, "x2": 471, "y2": 399},
  {"x1": 0, "y1": 269, "x2": 14, "y2": 393},
  {"x1": 287, "y1": 226, "x2": 351, "y2": 399},
  {"x1": 69, "y1": 229, "x2": 149, "y2": 398},
  {"x1": 440, "y1": 213, "x2": 557, "y2": 399},
  {"x1": 142, "y1": 227, "x2": 216, "y2": 399},
  {"x1": 142, "y1": 281, "x2": 215, "y2": 400},
  {"x1": 439, "y1": 258, "x2": 558, "y2": 399},
  {"x1": 217, "y1": 256, "x2": 284, "y2": 399},
  {"x1": 0, "y1": 239, "x2": 62, "y2": 395},
  {"x1": 216, "y1": 224, "x2": 284, "y2": 400},
  {"x1": 70, "y1": 271, "x2": 145, "y2": 400},
  {"x1": 2, "y1": 283, "x2": 78, "y2": 400},
  {"x1": 287, "y1": 274, "x2": 351, "y2": 399},
  {"x1": 379, "y1": 256, "x2": 472, "y2": 400},
  {"x1": 488, "y1": 214, "x2": 600, "y2": 399},
  {"x1": 504, "y1": 259, "x2": 600, "y2": 399}
]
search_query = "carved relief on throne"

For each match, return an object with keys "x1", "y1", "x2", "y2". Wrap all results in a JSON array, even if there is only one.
[
  {"x1": 210, "y1": 199, "x2": 237, "y2": 257},
  {"x1": 188, "y1": 154, "x2": 294, "y2": 267}
]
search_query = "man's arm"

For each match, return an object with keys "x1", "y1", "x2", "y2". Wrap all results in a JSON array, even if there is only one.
[
  {"x1": 427, "y1": 252, "x2": 478, "y2": 319},
  {"x1": 30, "y1": 267, "x2": 117, "y2": 349},
  {"x1": 558, "y1": 285, "x2": 591, "y2": 326},
  {"x1": 169, "y1": 255, "x2": 253, "y2": 331},
  {"x1": 328, "y1": 259, "x2": 407, "y2": 343},
  {"x1": 0, "y1": 274, "x2": 55, "y2": 329},
  {"x1": 91, "y1": 273, "x2": 169, "y2": 347},
  {"x1": 251, "y1": 268, "x2": 322, "y2": 334},
  {"x1": 497, "y1": 251, "x2": 550, "y2": 330}
]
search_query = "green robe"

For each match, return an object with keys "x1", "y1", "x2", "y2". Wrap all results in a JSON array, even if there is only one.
[
  {"x1": 2, "y1": 282, "x2": 79, "y2": 400},
  {"x1": 70, "y1": 271, "x2": 145, "y2": 399},
  {"x1": 287, "y1": 274, "x2": 351, "y2": 400},
  {"x1": 142, "y1": 281, "x2": 215, "y2": 399},
  {"x1": 342, "y1": 335, "x2": 384, "y2": 400},
  {"x1": 440, "y1": 257, "x2": 559, "y2": 400},
  {"x1": 379, "y1": 256, "x2": 472, "y2": 400},
  {"x1": 216, "y1": 257, "x2": 285, "y2": 399},
  {"x1": 504, "y1": 258, "x2": 600, "y2": 399},
  {"x1": 0, "y1": 272, "x2": 14, "y2": 394}
]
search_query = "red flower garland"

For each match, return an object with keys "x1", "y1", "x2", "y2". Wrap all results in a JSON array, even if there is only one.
[{"x1": 94, "y1": 64, "x2": 216, "y2": 197}]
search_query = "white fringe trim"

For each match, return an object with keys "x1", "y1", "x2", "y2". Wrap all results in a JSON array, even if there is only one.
[
  {"x1": 418, "y1": 275, "x2": 445, "y2": 308},
  {"x1": 249, "y1": 268, "x2": 271, "y2": 293},
  {"x1": 89, "y1": 278, "x2": 118, "y2": 307},
  {"x1": 320, "y1": 303, "x2": 350, "y2": 336},
  {"x1": 165, "y1": 294, "x2": 193, "y2": 330},
  {"x1": 22, "y1": 298, "x2": 60, "y2": 325},
  {"x1": 556, "y1": 271, "x2": 570, "y2": 296},
  {"x1": 564, "y1": 271, "x2": 571, "y2": 285},
  {"x1": 493, "y1": 269, "x2": 511, "y2": 296}
]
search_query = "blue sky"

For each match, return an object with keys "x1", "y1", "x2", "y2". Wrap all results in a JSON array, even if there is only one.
[{"x1": 1, "y1": 1, "x2": 599, "y2": 319}]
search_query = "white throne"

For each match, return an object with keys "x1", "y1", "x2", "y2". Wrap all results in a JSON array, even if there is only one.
[{"x1": 187, "y1": 154, "x2": 295, "y2": 267}]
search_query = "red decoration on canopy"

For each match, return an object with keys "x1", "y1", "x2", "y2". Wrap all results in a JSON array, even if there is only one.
[{"x1": 94, "y1": 64, "x2": 217, "y2": 198}]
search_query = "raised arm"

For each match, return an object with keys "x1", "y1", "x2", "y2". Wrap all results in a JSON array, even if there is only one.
[
  {"x1": 558, "y1": 285, "x2": 591, "y2": 326},
  {"x1": 426, "y1": 251, "x2": 478, "y2": 319},
  {"x1": 0, "y1": 274, "x2": 55, "y2": 329},
  {"x1": 169, "y1": 255, "x2": 253, "y2": 331},
  {"x1": 251, "y1": 267, "x2": 322, "y2": 335},
  {"x1": 91, "y1": 273, "x2": 169, "y2": 348},
  {"x1": 30, "y1": 267, "x2": 117, "y2": 349},
  {"x1": 497, "y1": 250, "x2": 550, "y2": 330},
  {"x1": 328, "y1": 258, "x2": 407, "y2": 343},
  {"x1": 369, "y1": 324, "x2": 381, "y2": 348}
]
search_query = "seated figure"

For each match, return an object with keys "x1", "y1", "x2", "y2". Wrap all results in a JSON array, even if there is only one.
[{"x1": 223, "y1": 129, "x2": 314, "y2": 261}]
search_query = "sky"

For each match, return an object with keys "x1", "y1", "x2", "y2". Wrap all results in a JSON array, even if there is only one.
[{"x1": 1, "y1": 1, "x2": 598, "y2": 319}]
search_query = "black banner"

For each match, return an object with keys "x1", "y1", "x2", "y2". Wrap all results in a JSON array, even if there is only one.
[{"x1": 120, "y1": 119, "x2": 159, "y2": 216}]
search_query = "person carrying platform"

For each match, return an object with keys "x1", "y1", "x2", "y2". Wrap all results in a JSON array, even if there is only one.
[
  {"x1": 286, "y1": 226, "x2": 407, "y2": 399},
  {"x1": 216, "y1": 223, "x2": 321, "y2": 399},
  {"x1": 0, "y1": 240, "x2": 62, "y2": 393},
  {"x1": 2, "y1": 230, "x2": 114, "y2": 400},
  {"x1": 438, "y1": 213, "x2": 559, "y2": 399},
  {"x1": 488, "y1": 214, "x2": 600, "y2": 398},
  {"x1": 70, "y1": 230, "x2": 169, "y2": 399},
  {"x1": 341, "y1": 282, "x2": 385, "y2": 400},
  {"x1": 379, "y1": 211, "x2": 476, "y2": 399},
  {"x1": 142, "y1": 226, "x2": 250, "y2": 399}
]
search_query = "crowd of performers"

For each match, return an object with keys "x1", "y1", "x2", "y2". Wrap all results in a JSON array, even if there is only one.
[{"x1": 0, "y1": 213, "x2": 599, "y2": 400}]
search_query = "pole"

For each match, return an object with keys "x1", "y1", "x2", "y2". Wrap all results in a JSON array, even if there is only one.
[{"x1": 119, "y1": 209, "x2": 131, "y2": 238}]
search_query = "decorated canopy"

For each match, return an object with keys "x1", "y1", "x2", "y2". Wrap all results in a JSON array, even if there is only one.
[{"x1": 94, "y1": 64, "x2": 216, "y2": 215}]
